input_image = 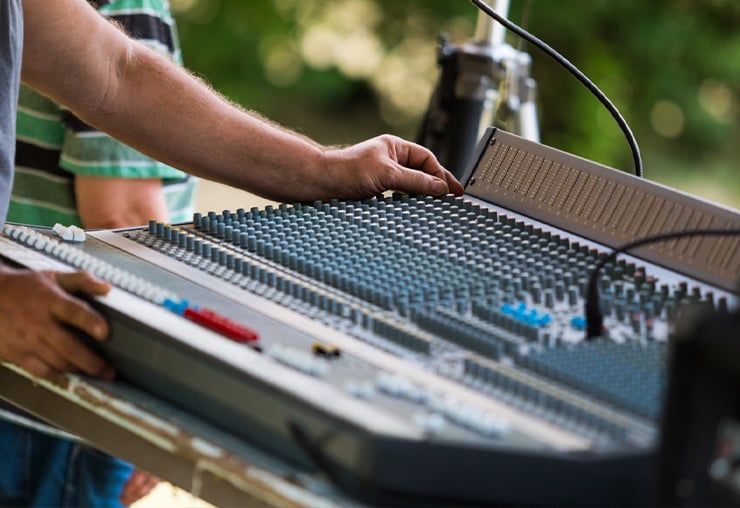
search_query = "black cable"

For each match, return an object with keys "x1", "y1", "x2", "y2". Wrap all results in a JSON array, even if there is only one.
[
  {"x1": 516, "y1": 0, "x2": 534, "y2": 53},
  {"x1": 584, "y1": 228, "x2": 740, "y2": 339},
  {"x1": 469, "y1": 0, "x2": 644, "y2": 179}
]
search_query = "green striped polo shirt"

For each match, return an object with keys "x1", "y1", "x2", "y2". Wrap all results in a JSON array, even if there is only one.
[{"x1": 8, "y1": 0, "x2": 196, "y2": 228}]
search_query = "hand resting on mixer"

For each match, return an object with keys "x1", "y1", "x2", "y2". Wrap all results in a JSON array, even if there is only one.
[{"x1": 0, "y1": 266, "x2": 113, "y2": 381}]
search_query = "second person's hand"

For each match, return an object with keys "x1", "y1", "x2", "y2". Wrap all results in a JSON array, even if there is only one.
[{"x1": 0, "y1": 267, "x2": 113, "y2": 381}]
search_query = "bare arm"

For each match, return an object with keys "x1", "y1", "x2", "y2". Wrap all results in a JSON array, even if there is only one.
[
  {"x1": 75, "y1": 176, "x2": 169, "y2": 229},
  {"x1": 20, "y1": 0, "x2": 463, "y2": 203}
]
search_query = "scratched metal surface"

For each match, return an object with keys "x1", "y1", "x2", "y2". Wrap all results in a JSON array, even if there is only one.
[{"x1": 0, "y1": 363, "x2": 359, "y2": 508}]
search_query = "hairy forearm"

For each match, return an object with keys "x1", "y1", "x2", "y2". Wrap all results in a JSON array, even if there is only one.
[
  {"x1": 93, "y1": 46, "x2": 329, "y2": 201},
  {"x1": 21, "y1": 0, "x2": 328, "y2": 202},
  {"x1": 22, "y1": 0, "x2": 460, "y2": 204}
]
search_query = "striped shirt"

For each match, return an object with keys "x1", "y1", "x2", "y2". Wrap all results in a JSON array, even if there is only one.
[{"x1": 8, "y1": 0, "x2": 196, "y2": 227}]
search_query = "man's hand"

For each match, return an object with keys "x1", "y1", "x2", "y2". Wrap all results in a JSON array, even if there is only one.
[
  {"x1": 262, "y1": 134, "x2": 465, "y2": 203},
  {"x1": 316, "y1": 135, "x2": 465, "y2": 201},
  {"x1": 0, "y1": 267, "x2": 112, "y2": 380},
  {"x1": 119, "y1": 469, "x2": 159, "y2": 506}
]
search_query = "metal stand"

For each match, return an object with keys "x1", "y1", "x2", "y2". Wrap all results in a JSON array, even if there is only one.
[{"x1": 417, "y1": 0, "x2": 539, "y2": 181}]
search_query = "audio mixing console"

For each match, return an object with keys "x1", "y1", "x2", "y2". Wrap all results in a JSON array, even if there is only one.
[{"x1": 1, "y1": 129, "x2": 738, "y2": 506}]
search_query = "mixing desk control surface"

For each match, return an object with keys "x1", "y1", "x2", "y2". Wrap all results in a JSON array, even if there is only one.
[{"x1": 2, "y1": 129, "x2": 738, "y2": 506}]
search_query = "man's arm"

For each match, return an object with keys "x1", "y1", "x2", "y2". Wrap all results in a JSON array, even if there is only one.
[
  {"x1": 75, "y1": 176, "x2": 169, "y2": 229},
  {"x1": 20, "y1": 0, "x2": 463, "y2": 203}
]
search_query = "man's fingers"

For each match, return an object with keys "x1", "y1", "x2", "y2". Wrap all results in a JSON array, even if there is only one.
[
  {"x1": 46, "y1": 291, "x2": 114, "y2": 378},
  {"x1": 55, "y1": 271, "x2": 111, "y2": 297},
  {"x1": 381, "y1": 163, "x2": 448, "y2": 197},
  {"x1": 49, "y1": 289, "x2": 109, "y2": 342},
  {"x1": 120, "y1": 470, "x2": 160, "y2": 505},
  {"x1": 53, "y1": 271, "x2": 111, "y2": 340},
  {"x1": 44, "y1": 323, "x2": 113, "y2": 379},
  {"x1": 416, "y1": 173, "x2": 447, "y2": 196},
  {"x1": 32, "y1": 335, "x2": 79, "y2": 373},
  {"x1": 442, "y1": 170, "x2": 464, "y2": 195},
  {"x1": 388, "y1": 137, "x2": 464, "y2": 196},
  {"x1": 17, "y1": 354, "x2": 59, "y2": 380}
]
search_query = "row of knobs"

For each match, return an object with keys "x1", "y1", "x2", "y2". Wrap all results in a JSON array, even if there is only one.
[{"x1": 147, "y1": 193, "x2": 725, "y2": 344}]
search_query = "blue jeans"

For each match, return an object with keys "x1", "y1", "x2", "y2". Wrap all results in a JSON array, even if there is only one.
[{"x1": 0, "y1": 416, "x2": 134, "y2": 508}]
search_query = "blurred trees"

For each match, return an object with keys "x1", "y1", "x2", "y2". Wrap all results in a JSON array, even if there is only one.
[{"x1": 173, "y1": 0, "x2": 740, "y2": 207}]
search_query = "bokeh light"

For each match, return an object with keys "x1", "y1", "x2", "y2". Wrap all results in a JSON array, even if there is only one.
[
  {"x1": 172, "y1": 0, "x2": 740, "y2": 208},
  {"x1": 650, "y1": 100, "x2": 685, "y2": 139},
  {"x1": 698, "y1": 79, "x2": 737, "y2": 125}
]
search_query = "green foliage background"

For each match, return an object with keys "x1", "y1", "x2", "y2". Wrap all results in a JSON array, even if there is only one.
[{"x1": 173, "y1": 0, "x2": 740, "y2": 208}]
